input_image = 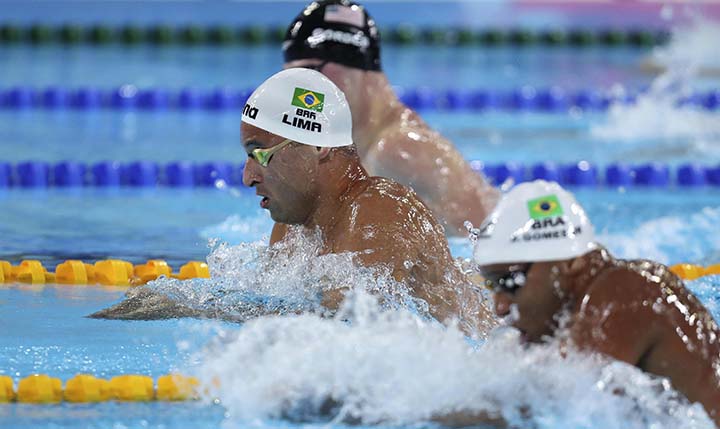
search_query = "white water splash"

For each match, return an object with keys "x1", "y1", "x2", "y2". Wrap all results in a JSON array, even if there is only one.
[
  {"x1": 145, "y1": 229, "x2": 428, "y2": 322},
  {"x1": 200, "y1": 213, "x2": 274, "y2": 245},
  {"x1": 196, "y1": 290, "x2": 713, "y2": 429},
  {"x1": 590, "y1": 19, "x2": 720, "y2": 145},
  {"x1": 601, "y1": 207, "x2": 720, "y2": 265},
  {"x1": 652, "y1": 18, "x2": 720, "y2": 75},
  {"x1": 591, "y1": 92, "x2": 720, "y2": 143}
]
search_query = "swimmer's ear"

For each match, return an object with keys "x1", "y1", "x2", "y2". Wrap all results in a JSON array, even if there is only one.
[{"x1": 316, "y1": 147, "x2": 332, "y2": 160}]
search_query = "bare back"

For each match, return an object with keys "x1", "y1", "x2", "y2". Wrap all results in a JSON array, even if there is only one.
[
  {"x1": 271, "y1": 176, "x2": 495, "y2": 336},
  {"x1": 360, "y1": 108, "x2": 498, "y2": 236},
  {"x1": 569, "y1": 250, "x2": 720, "y2": 424}
]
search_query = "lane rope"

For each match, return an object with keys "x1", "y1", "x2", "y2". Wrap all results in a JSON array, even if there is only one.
[
  {"x1": 0, "y1": 257, "x2": 717, "y2": 286},
  {"x1": 0, "y1": 259, "x2": 209, "y2": 286},
  {"x1": 1, "y1": 85, "x2": 718, "y2": 112},
  {"x1": 0, "y1": 24, "x2": 667, "y2": 47},
  {"x1": 0, "y1": 374, "x2": 200, "y2": 403},
  {"x1": 0, "y1": 161, "x2": 719, "y2": 188}
]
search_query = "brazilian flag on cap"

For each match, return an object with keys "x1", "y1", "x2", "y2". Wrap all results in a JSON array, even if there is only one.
[
  {"x1": 292, "y1": 87, "x2": 324, "y2": 112},
  {"x1": 527, "y1": 194, "x2": 563, "y2": 220}
]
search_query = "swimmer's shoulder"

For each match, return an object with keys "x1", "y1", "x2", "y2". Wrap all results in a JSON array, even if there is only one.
[
  {"x1": 356, "y1": 177, "x2": 428, "y2": 209},
  {"x1": 337, "y1": 177, "x2": 437, "y2": 232},
  {"x1": 585, "y1": 263, "x2": 660, "y2": 304},
  {"x1": 572, "y1": 265, "x2": 666, "y2": 362}
]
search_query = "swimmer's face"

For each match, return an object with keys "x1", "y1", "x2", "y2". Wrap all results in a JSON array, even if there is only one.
[
  {"x1": 484, "y1": 261, "x2": 565, "y2": 343},
  {"x1": 241, "y1": 123, "x2": 321, "y2": 224}
]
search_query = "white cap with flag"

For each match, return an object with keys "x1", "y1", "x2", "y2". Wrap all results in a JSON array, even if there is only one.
[
  {"x1": 473, "y1": 180, "x2": 597, "y2": 266},
  {"x1": 241, "y1": 68, "x2": 353, "y2": 148}
]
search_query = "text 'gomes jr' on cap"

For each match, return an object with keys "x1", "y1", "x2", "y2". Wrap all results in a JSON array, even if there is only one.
[
  {"x1": 473, "y1": 180, "x2": 597, "y2": 266},
  {"x1": 241, "y1": 68, "x2": 353, "y2": 148},
  {"x1": 283, "y1": 0, "x2": 381, "y2": 71}
]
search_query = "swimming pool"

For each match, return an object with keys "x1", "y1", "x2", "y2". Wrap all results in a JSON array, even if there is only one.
[{"x1": 2, "y1": 21, "x2": 720, "y2": 429}]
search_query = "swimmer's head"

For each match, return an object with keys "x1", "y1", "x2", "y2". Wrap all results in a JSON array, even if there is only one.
[
  {"x1": 283, "y1": 0, "x2": 381, "y2": 72},
  {"x1": 474, "y1": 181, "x2": 598, "y2": 342},
  {"x1": 473, "y1": 180, "x2": 597, "y2": 267},
  {"x1": 241, "y1": 68, "x2": 353, "y2": 148},
  {"x1": 241, "y1": 68, "x2": 354, "y2": 223}
]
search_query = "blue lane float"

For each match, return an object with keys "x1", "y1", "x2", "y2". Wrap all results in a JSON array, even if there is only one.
[
  {"x1": 635, "y1": 163, "x2": 670, "y2": 187},
  {"x1": 530, "y1": 162, "x2": 562, "y2": 182},
  {"x1": 123, "y1": 161, "x2": 159, "y2": 187},
  {"x1": 91, "y1": 161, "x2": 123, "y2": 187},
  {"x1": 562, "y1": 161, "x2": 598, "y2": 186},
  {"x1": 166, "y1": 161, "x2": 195, "y2": 187},
  {"x1": 42, "y1": 87, "x2": 69, "y2": 109},
  {"x1": 17, "y1": 161, "x2": 49, "y2": 187},
  {"x1": 707, "y1": 166, "x2": 720, "y2": 186},
  {"x1": 605, "y1": 164, "x2": 634, "y2": 187},
  {"x1": 2, "y1": 86, "x2": 719, "y2": 112},
  {"x1": 54, "y1": 161, "x2": 87, "y2": 187},
  {"x1": 69, "y1": 88, "x2": 103, "y2": 109},
  {"x1": 677, "y1": 164, "x2": 707, "y2": 187},
  {"x1": 0, "y1": 162, "x2": 11, "y2": 187},
  {"x1": 0, "y1": 161, "x2": 718, "y2": 189}
]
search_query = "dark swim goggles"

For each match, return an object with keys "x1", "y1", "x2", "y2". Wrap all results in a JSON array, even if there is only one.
[{"x1": 481, "y1": 264, "x2": 533, "y2": 294}]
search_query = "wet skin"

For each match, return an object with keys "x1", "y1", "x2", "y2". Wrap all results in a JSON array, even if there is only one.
[
  {"x1": 488, "y1": 248, "x2": 720, "y2": 425},
  {"x1": 242, "y1": 123, "x2": 495, "y2": 336},
  {"x1": 284, "y1": 59, "x2": 499, "y2": 236}
]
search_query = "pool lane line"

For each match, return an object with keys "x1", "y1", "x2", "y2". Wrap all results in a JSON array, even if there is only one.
[
  {"x1": 0, "y1": 24, "x2": 667, "y2": 47},
  {"x1": 0, "y1": 257, "x2": 717, "y2": 287},
  {"x1": 0, "y1": 259, "x2": 209, "y2": 286},
  {"x1": 0, "y1": 374, "x2": 200, "y2": 403},
  {"x1": 1, "y1": 86, "x2": 718, "y2": 111},
  {"x1": 1, "y1": 161, "x2": 719, "y2": 189}
]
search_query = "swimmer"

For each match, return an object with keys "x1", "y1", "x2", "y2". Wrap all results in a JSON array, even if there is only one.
[
  {"x1": 244, "y1": 68, "x2": 493, "y2": 335},
  {"x1": 93, "y1": 68, "x2": 494, "y2": 336},
  {"x1": 442, "y1": 180, "x2": 720, "y2": 426},
  {"x1": 282, "y1": 0, "x2": 499, "y2": 235}
]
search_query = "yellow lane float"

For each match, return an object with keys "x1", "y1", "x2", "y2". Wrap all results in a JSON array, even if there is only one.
[
  {"x1": 1, "y1": 374, "x2": 200, "y2": 403},
  {"x1": 0, "y1": 259, "x2": 210, "y2": 286}
]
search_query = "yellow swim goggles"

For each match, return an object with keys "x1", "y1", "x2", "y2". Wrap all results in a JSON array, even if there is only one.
[{"x1": 250, "y1": 139, "x2": 293, "y2": 167}]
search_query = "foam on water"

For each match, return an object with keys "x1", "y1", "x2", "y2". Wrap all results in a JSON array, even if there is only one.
[
  {"x1": 590, "y1": 18, "x2": 720, "y2": 146},
  {"x1": 601, "y1": 206, "x2": 720, "y2": 265},
  {"x1": 175, "y1": 197, "x2": 720, "y2": 429},
  {"x1": 687, "y1": 276, "x2": 720, "y2": 321},
  {"x1": 591, "y1": 90, "x2": 720, "y2": 145},
  {"x1": 200, "y1": 212, "x2": 274, "y2": 245},
  {"x1": 652, "y1": 17, "x2": 720, "y2": 74},
  {"x1": 599, "y1": 207, "x2": 720, "y2": 264},
  {"x1": 194, "y1": 290, "x2": 714, "y2": 429},
  {"x1": 143, "y1": 228, "x2": 428, "y2": 322}
]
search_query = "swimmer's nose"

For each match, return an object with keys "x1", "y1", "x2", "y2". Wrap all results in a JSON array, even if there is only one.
[
  {"x1": 493, "y1": 292, "x2": 513, "y2": 317},
  {"x1": 242, "y1": 159, "x2": 262, "y2": 187}
]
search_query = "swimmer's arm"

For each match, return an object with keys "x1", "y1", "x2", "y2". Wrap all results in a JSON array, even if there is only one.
[
  {"x1": 570, "y1": 270, "x2": 658, "y2": 365},
  {"x1": 366, "y1": 130, "x2": 498, "y2": 235},
  {"x1": 270, "y1": 223, "x2": 289, "y2": 245}
]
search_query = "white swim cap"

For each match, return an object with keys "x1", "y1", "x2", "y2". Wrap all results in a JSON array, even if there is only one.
[
  {"x1": 241, "y1": 68, "x2": 353, "y2": 148},
  {"x1": 473, "y1": 180, "x2": 597, "y2": 265}
]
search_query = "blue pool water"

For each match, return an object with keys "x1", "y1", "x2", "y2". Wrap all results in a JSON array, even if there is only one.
[{"x1": 2, "y1": 25, "x2": 720, "y2": 429}]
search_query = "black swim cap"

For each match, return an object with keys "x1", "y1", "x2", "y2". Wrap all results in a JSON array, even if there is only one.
[{"x1": 283, "y1": 0, "x2": 381, "y2": 71}]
